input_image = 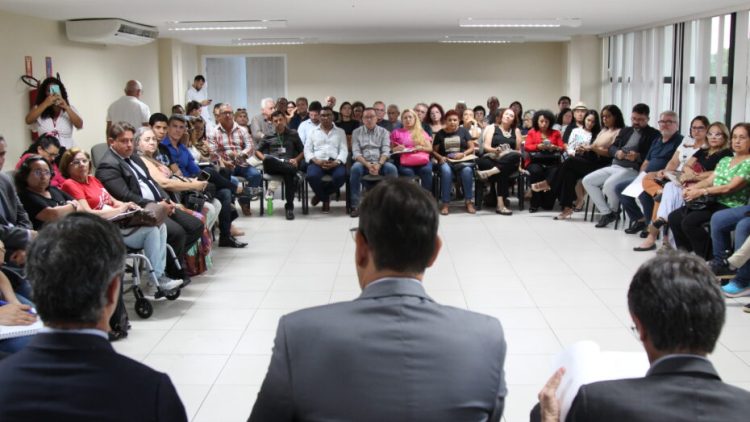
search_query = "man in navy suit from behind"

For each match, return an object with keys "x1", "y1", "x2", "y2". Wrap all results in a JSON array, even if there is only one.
[{"x1": 0, "y1": 213, "x2": 187, "y2": 421}]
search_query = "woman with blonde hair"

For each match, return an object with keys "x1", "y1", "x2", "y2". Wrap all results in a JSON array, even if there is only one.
[{"x1": 390, "y1": 108, "x2": 433, "y2": 191}]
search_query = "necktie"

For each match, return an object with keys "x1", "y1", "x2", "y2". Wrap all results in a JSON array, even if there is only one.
[{"x1": 125, "y1": 158, "x2": 162, "y2": 201}]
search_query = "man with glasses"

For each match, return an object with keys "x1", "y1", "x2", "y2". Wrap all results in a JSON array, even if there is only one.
[
  {"x1": 373, "y1": 101, "x2": 389, "y2": 130},
  {"x1": 303, "y1": 107, "x2": 347, "y2": 213},
  {"x1": 618, "y1": 111, "x2": 683, "y2": 242},
  {"x1": 249, "y1": 179, "x2": 507, "y2": 422},
  {"x1": 349, "y1": 108, "x2": 398, "y2": 217},
  {"x1": 583, "y1": 103, "x2": 661, "y2": 228}
]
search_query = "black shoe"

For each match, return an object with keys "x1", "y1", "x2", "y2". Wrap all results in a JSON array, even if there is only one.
[
  {"x1": 311, "y1": 195, "x2": 321, "y2": 207},
  {"x1": 595, "y1": 212, "x2": 618, "y2": 228},
  {"x1": 350, "y1": 208, "x2": 359, "y2": 218},
  {"x1": 179, "y1": 275, "x2": 192, "y2": 289},
  {"x1": 285, "y1": 209, "x2": 295, "y2": 220},
  {"x1": 625, "y1": 220, "x2": 647, "y2": 234},
  {"x1": 219, "y1": 236, "x2": 248, "y2": 248},
  {"x1": 709, "y1": 258, "x2": 736, "y2": 279},
  {"x1": 633, "y1": 244, "x2": 656, "y2": 252}
]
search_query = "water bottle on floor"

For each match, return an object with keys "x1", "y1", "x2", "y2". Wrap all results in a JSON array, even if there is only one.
[{"x1": 266, "y1": 196, "x2": 274, "y2": 216}]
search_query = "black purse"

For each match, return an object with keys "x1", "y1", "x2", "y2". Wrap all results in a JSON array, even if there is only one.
[
  {"x1": 685, "y1": 195, "x2": 717, "y2": 211},
  {"x1": 180, "y1": 191, "x2": 206, "y2": 212}
]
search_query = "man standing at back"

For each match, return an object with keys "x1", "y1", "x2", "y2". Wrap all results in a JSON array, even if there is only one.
[
  {"x1": 534, "y1": 251, "x2": 750, "y2": 421},
  {"x1": 249, "y1": 178, "x2": 507, "y2": 422},
  {"x1": 185, "y1": 75, "x2": 212, "y2": 124},
  {"x1": 106, "y1": 80, "x2": 150, "y2": 136}
]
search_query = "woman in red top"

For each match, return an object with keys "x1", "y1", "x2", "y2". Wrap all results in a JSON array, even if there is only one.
[
  {"x1": 58, "y1": 148, "x2": 182, "y2": 292},
  {"x1": 524, "y1": 109, "x2": 564, "y2": 212}
]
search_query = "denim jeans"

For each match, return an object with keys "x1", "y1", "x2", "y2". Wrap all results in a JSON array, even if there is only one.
[
  {"x1": 710, "y1": 205, "x2": 750, "y2": 284},
  {"x1": 349, "y1": 162, "x2": 398, "y2": 207},
  {"x1": 123, "y1": 224, "x2": 168, "y2": 280},
  {"x1": 233, "y1": 165, "x2": 262, "y2": 187},
  {"x1": 0, "y1": 294, "x2": 35, "y2": 354},
  {"x1": 439, "y1": 163, "x2": 474, "y2": 204},
  {"x1": 397, "y1": 162, "x2": 433, "y2": 192},
  {"x1": 306, "y1": 163, "x2": 347, "y2": 202}
]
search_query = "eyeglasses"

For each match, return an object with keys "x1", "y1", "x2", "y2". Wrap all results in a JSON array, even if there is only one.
[
  {"x1": 71, "y1": 158, "x2": 89, "y2": 166},
  {"x1": 32, "y1": 169, "x2": 51, "y2": 178},
  {"x1": 657, "y1": 120, "x2": 676, "y2": 125},
  {"x1": 43, "y1": 148, "x2": 59, "y2": 158}
]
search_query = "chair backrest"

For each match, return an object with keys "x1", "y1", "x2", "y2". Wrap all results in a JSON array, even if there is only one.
[{"x1": 91, "y1": 143, "x2": 109, "y2": 169}]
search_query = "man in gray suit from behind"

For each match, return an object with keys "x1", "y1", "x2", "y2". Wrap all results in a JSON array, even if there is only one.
[
  {"x1": 249, "y1": 178, "x2": 507, "y2": 422},
  {"x1": 533, "y1": 251, "x2": 750, "y2": 422}
]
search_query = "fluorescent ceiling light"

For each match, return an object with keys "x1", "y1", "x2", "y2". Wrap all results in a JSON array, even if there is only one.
[
  {"x1": 459, "y1": 18, "x2": 581, "y2": 28},
  {"x1": 167, "y1": 20, "x2": 286, "y2": 31},
  {"x1": 440, "y1": 36, "x2": 524, "y2": 44},
  {"x1": 232, "y1": 37, "x2": 308, "y2": 46}
]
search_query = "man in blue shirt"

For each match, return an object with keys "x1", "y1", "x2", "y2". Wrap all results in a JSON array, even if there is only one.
[{"x1": 618, "y1": 111, "x2": 683, "y2": 238}]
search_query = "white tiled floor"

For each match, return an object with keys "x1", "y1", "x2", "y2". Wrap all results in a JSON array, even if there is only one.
[{"x1": 113, "y1": 199, "x2": 750, "y2": 422}]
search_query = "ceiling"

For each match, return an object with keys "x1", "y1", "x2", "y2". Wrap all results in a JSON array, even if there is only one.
[{"x1": 1, "y1": 0, "x2": 749, "y2": 45}]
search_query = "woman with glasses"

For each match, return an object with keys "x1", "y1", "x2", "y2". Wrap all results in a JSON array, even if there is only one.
[
  {"x1": 15, "y1": 155, "x2": 78, "y2": 230},
  {"x1": 16, "y1": 134, "x2": 65, "y2": 188},
  {"x1": 57, "y1": 148, "x2": 183, "y2": 292},
  {"x1": 667, "y1": 123, "x2": 750, "y2": 260}
]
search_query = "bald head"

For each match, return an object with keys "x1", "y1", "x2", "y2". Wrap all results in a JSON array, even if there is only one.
[{"x1": 125, "y1": 80, "x2": 142, "y2": 97}]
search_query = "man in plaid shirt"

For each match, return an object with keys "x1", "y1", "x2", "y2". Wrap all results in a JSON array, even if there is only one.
[{"x1": 209, "y1": 103, "x2": 262, "y2": 215}]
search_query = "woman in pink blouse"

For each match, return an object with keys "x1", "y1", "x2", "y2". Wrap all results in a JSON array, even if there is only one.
[{"x1": 390, "y1": 109, "x2": 433, "y2": 192}]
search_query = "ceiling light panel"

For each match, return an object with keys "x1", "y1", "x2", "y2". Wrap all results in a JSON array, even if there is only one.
[
  {"x1": 232, "y1": 37, "x2": 310, "y2": 46},
  {"x1": 167, "y1": 20, "x2": 287, "y2": 31},
  {"x1": 459, "y1": 18, "x2": 582, "y2": 28}
]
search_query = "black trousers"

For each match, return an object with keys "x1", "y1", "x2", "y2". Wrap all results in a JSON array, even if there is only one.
[
  {"x1": 554, "y1": 156, "x2": 604, "y2": 208},
  {"x1": 667, "y1": 203, "x2": 727, "y2": 259},
  {"x1": 165, "y1": 210, "x2": 204, "y2": 277},
  {"x1": 263, "y1": 158, "x2": 298, "y2": 210},
  {"x1": 477, "y1": 155, "x2": 520, "y2": 199},
  {"x1": 527, "y1": 163, "x2": 559, "y2": 209}
]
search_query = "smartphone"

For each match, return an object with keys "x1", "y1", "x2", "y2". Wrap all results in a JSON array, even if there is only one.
[
  {"x1": 49, "y1": 85, "x2": 61, "y2": 95},
  {"x1": 197, "y1": 170, "x2": 211, "y2": 181}
]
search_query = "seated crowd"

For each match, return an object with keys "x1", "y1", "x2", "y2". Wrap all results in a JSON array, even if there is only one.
[{"x1": 0, "y1": 74, "x2": 748, "y2": 420}]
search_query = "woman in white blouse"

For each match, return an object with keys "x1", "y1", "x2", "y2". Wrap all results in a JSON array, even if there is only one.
[{"x1": 25, "y1": 77, "x2": 83, "y2": 149}]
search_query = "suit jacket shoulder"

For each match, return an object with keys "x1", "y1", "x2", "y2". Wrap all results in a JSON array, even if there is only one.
[
  {"x1": 566, "y1": 356, "x2": 750, "y2": 422},
  {"x1": 0, "y1": 333, "x2": 187, "y2": 421}
]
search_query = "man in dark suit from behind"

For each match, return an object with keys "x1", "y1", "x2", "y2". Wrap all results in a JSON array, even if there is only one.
[
  {"x1": 0, "y1": 213, "x2": 187, "y2": 421},
  {"x1": 249, "y1": 178, "x2": 507, "y2": 422},
  {"x1": 533, "y1": 251, "x2": 750, "y2": 422}
]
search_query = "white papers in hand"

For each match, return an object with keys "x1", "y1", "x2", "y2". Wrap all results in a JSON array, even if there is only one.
[{"x1": 551, "y1": 341, "x2": 649, "y2": 421}]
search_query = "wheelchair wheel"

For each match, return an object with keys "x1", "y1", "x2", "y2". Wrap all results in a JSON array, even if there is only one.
[
  {"x1": 134, "y1": 298, "x2": 153, "y2": 319},
  {"x1": 165, "y1": 289, "x2": 181, "y2": 301}
]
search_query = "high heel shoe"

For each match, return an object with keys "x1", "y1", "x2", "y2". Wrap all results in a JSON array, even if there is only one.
[
  {"x1": 554, "y1": 209, "x2": 573, "y2": 220},
  {"x1": 531, "y1": 182, "x2": 550, "y2": 192}
]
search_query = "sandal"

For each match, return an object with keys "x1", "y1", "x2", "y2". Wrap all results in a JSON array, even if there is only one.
[
  {"x1": 554, "y1": 209, "x2": 574, "y2": 220},
  {"x1": 531, "y1": 182, "x2": 551, "y2": 192},
  {"x1": 496, "y1": 207, "x2": 513, "y2": 216},
  {"x1": 440, "y1": 205, "x2": 449, "y2": 215}
]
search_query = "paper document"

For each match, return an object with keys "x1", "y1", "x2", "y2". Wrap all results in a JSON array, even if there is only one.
[
  {"x1": 621, "y1": 172, "x2": 646, "y2": 198},
  {"x1": 550, "y1": 341, "x2": 649, "y2": 421}
]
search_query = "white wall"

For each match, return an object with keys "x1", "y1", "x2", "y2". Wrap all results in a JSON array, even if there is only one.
[
  {"x1": 564, "y1": 35, "x2": 603, "y2": 110},
  {"x1": 196, "y1": 43, "x2": 569, "y2": 114},
  {"x1": 0, "y1": 10, "x2": 161, "y2": 161}
]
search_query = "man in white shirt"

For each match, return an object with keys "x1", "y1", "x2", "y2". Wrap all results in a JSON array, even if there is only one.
[
  {"x1": 303, "y1": 107, "x2": 347, "y2": 213},
  {"x1": 185, "y1": 75, "x2": 212, "y2": 124},
  {"x1": 106, "y1": 80, "x2": 150, "y2": 137},
  {"x1": 298, "y1": 101, "x2": 322, "y2": 146}
]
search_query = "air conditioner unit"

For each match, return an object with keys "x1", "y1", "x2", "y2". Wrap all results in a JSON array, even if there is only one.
[{"x1": 66, "y1": 19, "x2": 158, "y2": 46}]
